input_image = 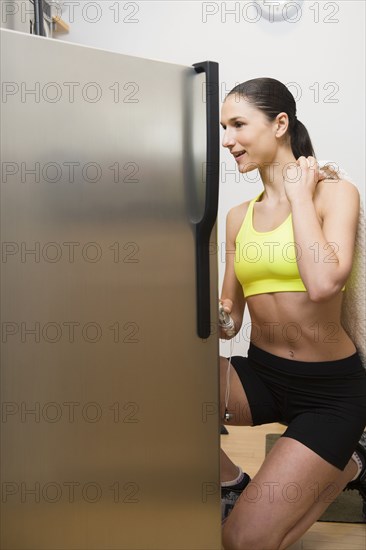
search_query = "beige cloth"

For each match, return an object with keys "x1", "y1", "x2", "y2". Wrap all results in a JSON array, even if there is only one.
[{"x1": 318, "y1": 160, "x2": 366, "y2": 368}]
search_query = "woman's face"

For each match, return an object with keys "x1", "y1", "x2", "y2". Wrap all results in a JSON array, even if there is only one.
[{"x1": 220, "y1": 94, "x2": 282, "y2": 173}]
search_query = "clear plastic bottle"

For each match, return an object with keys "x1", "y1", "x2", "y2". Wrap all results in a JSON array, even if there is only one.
[{"x1": 218, "y1": 303, "x2": 236, "y2": 338}]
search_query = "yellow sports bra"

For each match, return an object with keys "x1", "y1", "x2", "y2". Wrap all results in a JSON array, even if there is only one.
[{"x1": 234, "y1": 191, "x2": 346, "y2": 298}]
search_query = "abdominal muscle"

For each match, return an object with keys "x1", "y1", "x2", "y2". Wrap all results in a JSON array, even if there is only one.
[{"x1": 246, "y1": 291, "x2": 357, "y2": 361}]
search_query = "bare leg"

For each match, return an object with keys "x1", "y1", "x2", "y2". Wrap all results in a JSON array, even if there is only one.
[
  {"x1": 221, "y1": 449, "x2": 241, "y2": 482},
  {"x1": 222, "y1": 437, "x2": 358, "y2": 550},
  {"x1": 279, "y1": 457, "x2": 358, "y2": 549},
  {"x1": 219, "y1": 356, "x2": 253, "y2": 483}
]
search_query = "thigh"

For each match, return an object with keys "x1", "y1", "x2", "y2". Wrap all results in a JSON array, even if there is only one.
[
  {"x1": 283, "y1": 410, "x2": 366, "y2": 470},
  {"x1": 222, "y1": 436, "x2": 343, "y2": 550},
  {"x1": 220, "y1": 356, "x2": 253, "y2": 425},
  {"x1": 221, "y1": 355, "x2": 281, "y2": 426},
  {"x1": 283, "y1": 356, "x2": 366, "y2": 469}
]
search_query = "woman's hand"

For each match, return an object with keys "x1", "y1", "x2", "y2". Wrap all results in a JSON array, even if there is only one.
[
  {"x1": 283, "y1": 156, "x2": 327, "y2": 204},
  {"x1": 218, "y1": 298, "x2": 235, "y2": 339},
  {"x1": 219, "y1": 298, "x2": 233, "y2": 314}
]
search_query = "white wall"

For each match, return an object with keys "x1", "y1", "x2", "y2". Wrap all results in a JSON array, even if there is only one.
[{"x1": 54, "y1": 0, "x2": 365, "y2": 356}]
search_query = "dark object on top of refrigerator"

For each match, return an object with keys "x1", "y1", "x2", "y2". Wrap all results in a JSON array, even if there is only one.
[
  {"x1": 0, "y1": 0, "x2": 53, "y2": 36},
  {"x1": 32, "y1": 0, "x2": 45, "y2": 36}
]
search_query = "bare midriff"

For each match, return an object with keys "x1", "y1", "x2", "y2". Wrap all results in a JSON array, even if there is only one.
[{"x1": 246, "y1": 291, "x2": 357, "y2": 361}]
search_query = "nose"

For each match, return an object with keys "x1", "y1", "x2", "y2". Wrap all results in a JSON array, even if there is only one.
[{"x1": 222, "y1": 127, "x2": 235, "y2": 149}]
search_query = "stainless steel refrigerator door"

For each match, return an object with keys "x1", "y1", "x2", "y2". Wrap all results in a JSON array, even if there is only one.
[{"x1": 0, "y1": 30, "x2": 221, "y2": 549}]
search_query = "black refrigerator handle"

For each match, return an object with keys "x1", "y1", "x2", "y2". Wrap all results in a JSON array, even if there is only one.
[{"x1": 192, "y1": 61, "x2": 220, "y2": 339}]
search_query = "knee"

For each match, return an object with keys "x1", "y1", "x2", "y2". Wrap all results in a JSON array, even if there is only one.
[{"x1": 222, "y1": 522, "x2": 282, "y2": 550}]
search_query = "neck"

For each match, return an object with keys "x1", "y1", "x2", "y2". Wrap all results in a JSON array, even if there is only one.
[{"x1": 258, "y1": 150, "x2": 297, "y2": 204}]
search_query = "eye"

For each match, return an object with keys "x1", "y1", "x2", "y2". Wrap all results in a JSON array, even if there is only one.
[{"x1": 235, "y1": 122, "x2": 245, "y2": 128}]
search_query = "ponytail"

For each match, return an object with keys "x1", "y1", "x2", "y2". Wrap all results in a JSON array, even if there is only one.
[{"x1": 291, "y1": 118, "x2": 316, "y2": 159}]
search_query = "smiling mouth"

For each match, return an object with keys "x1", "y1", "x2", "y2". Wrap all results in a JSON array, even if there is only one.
[{"x1": 233, "y1": 150, "x2": 246, "y2": 160}]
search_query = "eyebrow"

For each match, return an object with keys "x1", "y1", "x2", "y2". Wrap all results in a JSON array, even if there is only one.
[{"x1": 220, "y1": 117, "x2": 247, "y2": 128}]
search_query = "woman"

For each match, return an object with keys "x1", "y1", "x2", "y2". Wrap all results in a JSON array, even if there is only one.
[{"x1": 218, "y1": 77, "x2": 366, "y2": 550}]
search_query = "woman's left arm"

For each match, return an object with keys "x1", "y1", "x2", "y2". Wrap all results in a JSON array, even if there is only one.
[{"x1": 284, "y1": 157, "x2": 360, "y2": 302}]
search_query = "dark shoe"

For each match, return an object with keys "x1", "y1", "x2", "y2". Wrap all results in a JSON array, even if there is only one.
[
  {"x1": 343, "y1": 432, "x2": 366, "y2": 519},
  {"x1": 221, "y1": 472, "x2": 251, "y2": 523}
]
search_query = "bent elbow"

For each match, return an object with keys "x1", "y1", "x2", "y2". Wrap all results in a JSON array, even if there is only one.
[
  {"x1": 308, "y1": 291, "x2": 328, "y2": 303},
  {"x1": 308, "y1": 282, "x2": 342, "y2": 303}
]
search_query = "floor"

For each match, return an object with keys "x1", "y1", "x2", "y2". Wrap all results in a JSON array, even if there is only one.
[{"x1": 221, "y1": 423, "x2": 366, "y2": 550}]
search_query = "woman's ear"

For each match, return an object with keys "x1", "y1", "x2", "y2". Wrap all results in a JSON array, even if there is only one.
[{"x1": 274, "y1": 112, "x2": 289, "y2": 138}]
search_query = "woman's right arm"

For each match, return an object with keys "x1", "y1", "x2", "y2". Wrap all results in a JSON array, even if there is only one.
[{"x1": 219, "y1": 203, "x2": 248, "y2": 340}]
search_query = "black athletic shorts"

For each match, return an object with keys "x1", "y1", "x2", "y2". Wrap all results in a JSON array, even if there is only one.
[{"x1": 229, "y1": 342, "x2": 366, "y2": 470}]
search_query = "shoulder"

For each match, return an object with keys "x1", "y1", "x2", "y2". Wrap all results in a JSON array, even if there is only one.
[
  {"x1": 316, "y1": 176, "x2": 360, "y2": 196},
  {"x1": 226, "y1": 199, "x2": 252, "y2": 243},
  {"x1": 316, "y1": 177, "x2": 360, "y2": 218}
]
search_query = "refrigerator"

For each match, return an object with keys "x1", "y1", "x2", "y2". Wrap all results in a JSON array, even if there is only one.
[{"x1": 0, "y1": 28, "x2": 221, "y2": 549}]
